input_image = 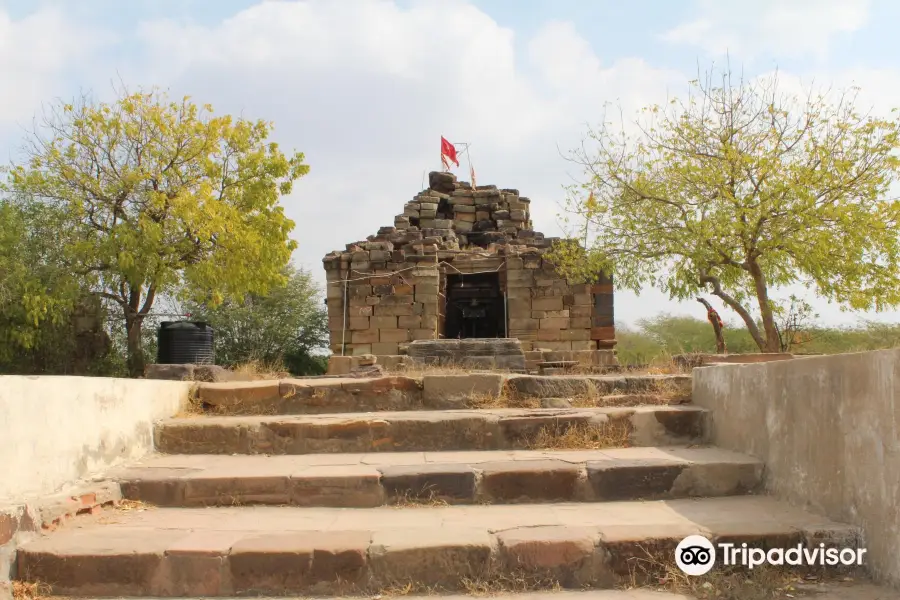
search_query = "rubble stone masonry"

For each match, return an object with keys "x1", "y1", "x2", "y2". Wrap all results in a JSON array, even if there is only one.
[{"x1": 322, "y1": 171, "x2": 615, "y2": 359}]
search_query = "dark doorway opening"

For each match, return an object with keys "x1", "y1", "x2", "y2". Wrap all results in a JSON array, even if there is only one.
[{"x1": 444, "y1": 273, "x2": 505, "y2": 339}]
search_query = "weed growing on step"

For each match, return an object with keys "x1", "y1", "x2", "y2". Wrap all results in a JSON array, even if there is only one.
[
  {"x1": 569, "y1": 393, "x2": 675, "y2": 408},
  {"x1": 524, "y1": 420, "x2": 632, "y2": 450},
  {"x1": 623, "y1": 546, "x2": 865, "y2": 599},
  {"x1": 174, "y1": 390, "x2": 281, "y2": 417},
  {"x1": 115, "y1": 499, "x2": 151, "y2": 512},
  {"x1": 570, "y1": 378, "x2": 693, "y2": 407},
  {"x1": 394, "y1": 361, "x2": 512, "y2": 377},
  {"x1": 390, "y1": 487, "x2": 451, "y2": 508},
  {"x1": 11, "y1": 581, "x2": 51, "y2": 600},
  {"x1": 466, "y1": 385, "x2": 539, "y2": 409},
  {"x1": 374, "y1": 581, "x2": 441, "y2": 596},
  {"x1": 172, "y1": 383, "x2": 204, "y2": 417},
  {"x1": 231, "y1": 358, "x2": 291, "y2": 380},
  {"x1": 460, "y1": 569, "x2": 563, "y2": 596},
  {"x1": 474, "y1": 373, "x2": 692, "y2": 410},
  {"x1": 366, "y1": 565, "x2": 563, "y2": 597}
]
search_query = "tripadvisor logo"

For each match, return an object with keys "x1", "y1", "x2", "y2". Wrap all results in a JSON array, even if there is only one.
[
  {"x1": 675, "y1": 535, "x2": 867, "y2": 576},
  {"x1": 676, "y1": 535, "x2": 716, "y2": 576}
]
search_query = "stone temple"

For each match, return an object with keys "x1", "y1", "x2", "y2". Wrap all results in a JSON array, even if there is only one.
[{"x1": 322, "y1": 171, "x2": 617, "y2": 371}]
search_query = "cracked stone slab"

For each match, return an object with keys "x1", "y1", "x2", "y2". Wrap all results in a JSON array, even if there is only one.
[
  {"x1": 113, "y1": 447, "x2": 759, "y2": 508},
  {"x1": 16, "y1": 497, "x2": 862, "y2": 597},
  {"x1": 154, "y1": 406, "x2": 709, "y2": 455}
]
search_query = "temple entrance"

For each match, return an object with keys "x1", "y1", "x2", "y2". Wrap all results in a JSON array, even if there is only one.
[{"x1": 443, "y1": 273, "x2": 504, "y2": 339}]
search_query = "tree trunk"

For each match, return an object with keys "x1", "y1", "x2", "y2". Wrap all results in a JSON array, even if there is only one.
[
  {"x1": 125, "y1": 313, "x2": 145, "y2": 377},
  {"x1": 700, "y1": 274, "x2": 767, "y2": 351},
  {"x1": 711, "y1": 319, "x2": 726, "y2": 354},
  {"x1": 747, "y1": 261, "x2": 781, "y2": 352}
]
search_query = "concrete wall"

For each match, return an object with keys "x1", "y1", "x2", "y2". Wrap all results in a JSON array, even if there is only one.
[
  {"x1": 0, "y1": 375, "x2": 191, "y2": 503},
  {"x1": 693, "y1": 350, "x2": 900, "y2": 585}
]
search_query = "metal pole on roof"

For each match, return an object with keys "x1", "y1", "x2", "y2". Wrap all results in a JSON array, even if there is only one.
[{"x1": 341, "y1": 277, "x2": 348, "y2": 356}]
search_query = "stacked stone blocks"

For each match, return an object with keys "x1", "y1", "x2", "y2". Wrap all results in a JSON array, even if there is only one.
[{"x1": 322, "y1": 172, "x2": 616, "y2": 358}]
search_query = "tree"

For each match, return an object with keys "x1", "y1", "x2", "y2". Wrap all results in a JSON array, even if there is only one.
[
  {"x1": 185, "y1": 265, "x2": 329, "y2": 375},
  {"x1": 0, "y1": 197, "x2": 83, "y2": 361},
  {"x1": 549, "y1": 67, "x2": 900, "y2": 352},
  {"x1": 773, "y1": 295, "x2": 819, "y2": 353},
  {"x1": 7, "y1": 88, "x2": 309, "y2": 375},
  {"x1": 696, "y1": 297, "x2": 726, "y2": 353}
]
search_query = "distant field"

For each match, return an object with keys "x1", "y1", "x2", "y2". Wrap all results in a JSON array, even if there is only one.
[{"x1": 615, "y1": 314, "x2": 900, "y2": 366}]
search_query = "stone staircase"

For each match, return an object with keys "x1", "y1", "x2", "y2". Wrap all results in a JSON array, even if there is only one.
[{"x1": 14, "y1": 373, "x2": 863, "y2": 597}]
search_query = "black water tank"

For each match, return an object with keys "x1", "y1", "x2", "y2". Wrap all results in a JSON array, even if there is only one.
[{"x1": 156, "y1": 321, "x2": 215, "y2": 365}]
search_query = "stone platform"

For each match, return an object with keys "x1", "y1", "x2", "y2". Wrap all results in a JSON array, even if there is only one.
[{"x1": 406, "y1": 338, "x2": 527, "y2": 371}]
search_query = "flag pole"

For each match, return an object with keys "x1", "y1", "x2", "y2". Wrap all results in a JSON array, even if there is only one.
[{"x1": 466, "y1": 144, "x2": 475, "y2": 188}]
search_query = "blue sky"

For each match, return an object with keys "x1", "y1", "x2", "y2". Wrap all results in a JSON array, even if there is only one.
[
  {"x1": 4, "y1": 0, "x2": 894, "y2": 72},
  {"x1": 2, "y1": 0, "x2": 898, "y2": 328}
]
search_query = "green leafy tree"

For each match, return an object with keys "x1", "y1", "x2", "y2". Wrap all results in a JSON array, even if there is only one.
[
  {"x1": 7, "y1": 88, "x2": 309, "y2": 375},
  {"x1": 0, "y1": 197, "x2": 83, "y2": 361},
  {"x1": 185, "y1": 265, "x2": 329, "y2": 375},
  {"x1": 550, "y1": 67, "x2": 900, "y2": 352}
]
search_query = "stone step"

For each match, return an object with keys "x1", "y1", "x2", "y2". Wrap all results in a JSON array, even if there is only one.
[
  {"x1": 505, "y1": 374, "x2": 691, "y2": 400},
  {"x1": 194, "y1": 373, "x2": 691, "y2": 415},
  {"x1": 44, "y1": 587, "x2": 895, "y2": 600},
  {"x1": 16, "y1": 496, "x2": 861, "y2": 597},
  {"x1": 155, "y1": 406, "x2": 708, "y2": 455},
  {"x1": 113, "y1": 446, "x2": 761, "y2": 508},
  {"x1": 15, "y1": 587, "x2": 894, "y2": 600}
]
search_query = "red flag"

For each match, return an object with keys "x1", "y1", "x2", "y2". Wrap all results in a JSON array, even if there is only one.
[{"x1": 441, "y1": 136, "x2": 459, "y2": 169}]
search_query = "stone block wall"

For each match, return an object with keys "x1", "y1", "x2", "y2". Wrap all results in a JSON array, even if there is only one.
[
  {"x1": 322, "y1": 171, "x2": 616, "y2": 358},
  {"x1": 693, "y1": 350, "x2": 900, "y2": 586}
]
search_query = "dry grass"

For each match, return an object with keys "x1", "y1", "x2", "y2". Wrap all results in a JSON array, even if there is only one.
[
  {"x1": 373, "y1": 581, "x2": 441, "y2": 596},
  {"x1": 570, "y1": 393, "x2": 677, "y2": 408},
  {"x1": 115, "y1": 499, "x2": 151, "y2": 512},
  {"x1": 367, "y1": 566, "x2": 563, "y2": 597},
  {"x1": 641, "y1": 352, "x2": 690, "y2": 375},
  {"x1": 390, "y1": 488, "x2": 451, "y2": 508},
  {"x1": 618, "y1": 353, "x2": 695, "y2": 376},
  {"x1": 465, "y1": 385, "x2": 539, "y2": 409},
  {"x1": 565, "y1": 363, "x2": 620, "y2": 375},
  {"x1": 173, "y1": 383, "x2": 282, "y2": 418},
  {"x1": 467, "y1": 374, "x2": 692, "y2": 410},
  {"x1": 199, "y1": 400, "x2": 281, "y2": 417},
  {"x1": 460, "y1": 569, "x2": 563, "y2": 596},
  {"x1": 394, "y1": 361, "x2": 519, "y2": 377},
  {"x1": 622, "y1": 546, "x2": 863, "y2": 600},
  {"x1": 392, "y1": 362, "x2": 470, "y2": 376},
  {"x1": 230, "y1": 358, "x2": 291, "y2": 380},
  {"x1": 524, "y1": 420, "x2": 632, "y2": 450},
  {"x1": 174, "y1": 385, "x2": 206, "y2": 418},
  {"x1": 11, "y1": 581, "x2": 51, "y2": 600}
]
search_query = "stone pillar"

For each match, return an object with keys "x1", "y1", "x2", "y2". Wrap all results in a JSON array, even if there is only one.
[{"x1": 591, "y1": 272, "x2": 616, "y2": 349}]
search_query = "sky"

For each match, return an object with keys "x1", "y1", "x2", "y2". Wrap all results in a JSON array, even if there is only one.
[{"x1": 2, "y1": 0, "x2": 899, "y2": 328}]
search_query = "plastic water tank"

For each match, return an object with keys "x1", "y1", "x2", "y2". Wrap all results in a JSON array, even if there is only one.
[{"x1": 156, "y1": 321, "x2": 215, "y2": 365}]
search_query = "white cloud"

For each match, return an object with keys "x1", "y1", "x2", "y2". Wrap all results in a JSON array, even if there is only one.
[
  {"x1": 663, "y1": 0, "x2": 870, "y2": 61},
  {"x1": 0, "y1": 7, "x2": 114, "y2": 137},
  {"x1": 3, "y1": 0, "x2": 899, "y2": 329},
  {"x1": 128, "y1": 0, "x2": 683, "y2": 295}
]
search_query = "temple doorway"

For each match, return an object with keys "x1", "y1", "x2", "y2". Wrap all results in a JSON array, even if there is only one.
[{"x1": 443, "y1": 273, "x2": 504, "y2": 339}]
